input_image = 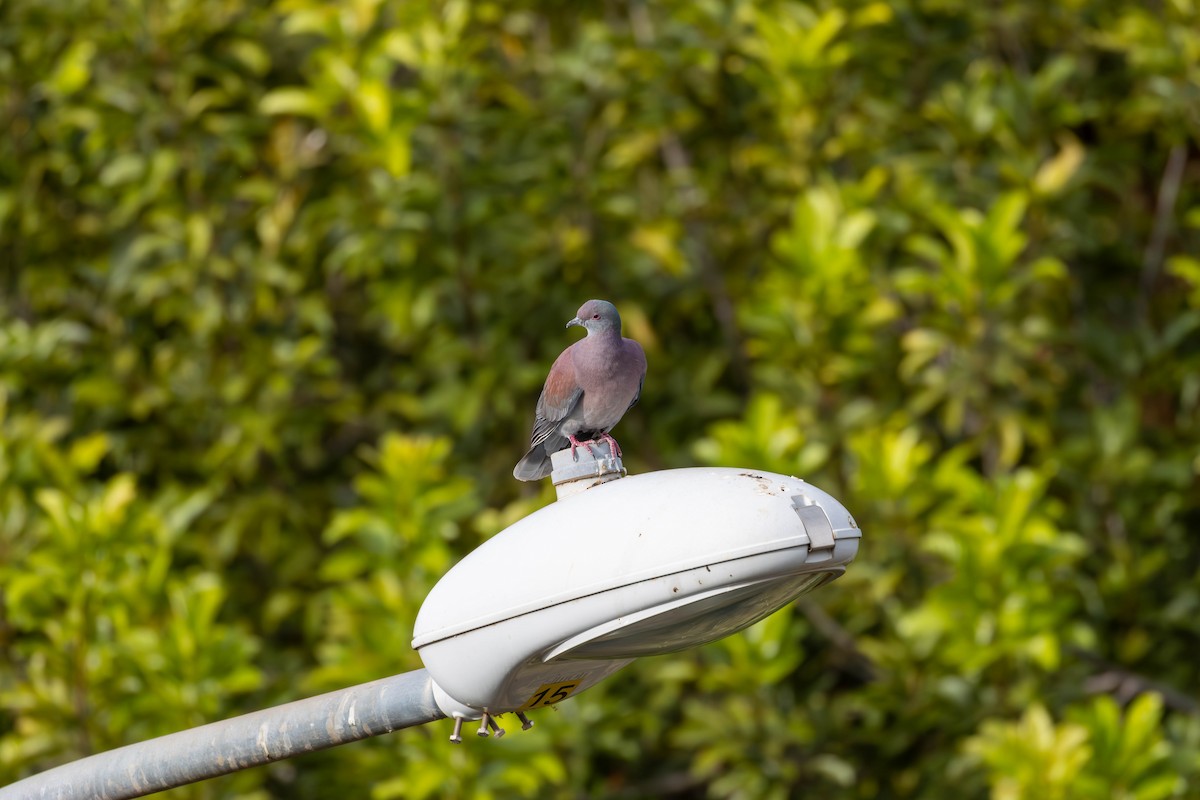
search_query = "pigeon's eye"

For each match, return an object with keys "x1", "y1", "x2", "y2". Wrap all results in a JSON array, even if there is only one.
[{"x1": 592, "y1": 314, "x2": 600, "y2": 319}]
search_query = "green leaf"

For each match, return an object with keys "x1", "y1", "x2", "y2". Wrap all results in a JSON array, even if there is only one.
[{"x1": 260, "y1": 87, "x2": 325, "y2": 117}]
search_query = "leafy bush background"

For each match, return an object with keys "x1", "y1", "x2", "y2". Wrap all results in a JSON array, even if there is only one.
[{"x1": 3, "y1": 0, "x2": 1199, "y2": 797}]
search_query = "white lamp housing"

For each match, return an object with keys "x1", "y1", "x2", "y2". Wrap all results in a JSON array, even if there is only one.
[{"x1": 412, "y1": 467, "x2": 860, "y2": 721}]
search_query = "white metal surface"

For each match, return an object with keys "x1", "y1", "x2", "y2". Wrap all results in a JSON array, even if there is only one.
[{"x1": 413, "y1": 467, "x2": 861, "y2": 718}]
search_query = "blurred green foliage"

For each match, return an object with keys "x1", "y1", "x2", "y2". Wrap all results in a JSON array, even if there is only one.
[{"x1": 2, "y1": 0, "x2": 1199, "y2": 797}]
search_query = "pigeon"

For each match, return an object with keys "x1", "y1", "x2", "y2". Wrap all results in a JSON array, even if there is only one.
[{"x1": 514, "y1": 300, "x2": 647, "y2": 481}]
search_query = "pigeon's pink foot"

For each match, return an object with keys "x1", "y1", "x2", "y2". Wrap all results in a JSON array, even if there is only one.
[
  {"x1": 567, "y1": 435, "x2": 597, "y2": 461},
  {"x1": 599, "y1": 432, "x2": 622, "y2": 457}
]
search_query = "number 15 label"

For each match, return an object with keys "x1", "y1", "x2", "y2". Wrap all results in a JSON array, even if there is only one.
[{"x1": 519, "y1": 680, "x2": 580, "y2": 710}]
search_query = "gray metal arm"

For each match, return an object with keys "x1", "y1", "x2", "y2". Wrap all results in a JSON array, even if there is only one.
[{"x1": 0, "y1": 669, "x2": 444, "y2": 800}]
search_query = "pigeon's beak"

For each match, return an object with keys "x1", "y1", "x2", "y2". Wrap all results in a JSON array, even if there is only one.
[{"x1": 566, "y1": 317, "x2": 583, "y2": 329}]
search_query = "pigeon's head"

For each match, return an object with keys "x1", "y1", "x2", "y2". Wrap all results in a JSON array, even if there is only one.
[{"x1": 567, "y1": 299, "x2": 622, "y2": 335}]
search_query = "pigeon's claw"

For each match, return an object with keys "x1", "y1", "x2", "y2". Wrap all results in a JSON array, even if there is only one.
[
  {"x1": 599, "y1": 432, "x2": 622, "y2": 457},
  {"x1": 567, "y1": 434, "x2": 588, "y2": 461}
]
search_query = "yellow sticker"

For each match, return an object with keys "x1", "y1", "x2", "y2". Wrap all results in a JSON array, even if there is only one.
[{"x1": 519, "y1": 680, "x2": 581, "y2": 710}]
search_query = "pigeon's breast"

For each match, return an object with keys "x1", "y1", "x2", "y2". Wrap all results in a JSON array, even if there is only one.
[{"x1": 573, "y1": 338, "x2": 644, "y2": 431}]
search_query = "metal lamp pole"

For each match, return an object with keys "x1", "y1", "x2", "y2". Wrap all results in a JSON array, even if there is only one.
[{"x1": 0, "y1": 669, "x2": 443, "y2": 800}]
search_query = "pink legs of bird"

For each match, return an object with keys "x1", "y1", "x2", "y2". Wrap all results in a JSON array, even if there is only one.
[
  {"x1": 567, "y1": 434, "x2": 596, "y2": 461},
  {"x1": 598, "y1": 432, "x2": 623, "y2": 457},
  {"x1": 567, "y1": 433, "x2": 622, "y2": 461}
]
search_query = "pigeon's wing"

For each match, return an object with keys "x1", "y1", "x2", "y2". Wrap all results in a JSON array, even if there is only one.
[
  {"x1": 623, "y1": 340, "x2": 647, "y2": 412},
  {"x1": 626, "y1": 373, "x2": 644, "y2": 412},
  {"x1": 530, "y1": 347, "x2": 583, "y2": 448}
]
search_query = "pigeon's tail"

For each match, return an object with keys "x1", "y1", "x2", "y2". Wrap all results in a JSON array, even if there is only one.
[{"x1": 513, "y1": 442, "x2": 554, "y2": 481}]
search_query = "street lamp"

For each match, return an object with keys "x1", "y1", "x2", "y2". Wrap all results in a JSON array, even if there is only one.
[
  {"x1": 414, "y1": 444, "x2": 860, "y2": 740},
  {"x1": 0, "y1": 445, "x2": 861, "y2": 798}
]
